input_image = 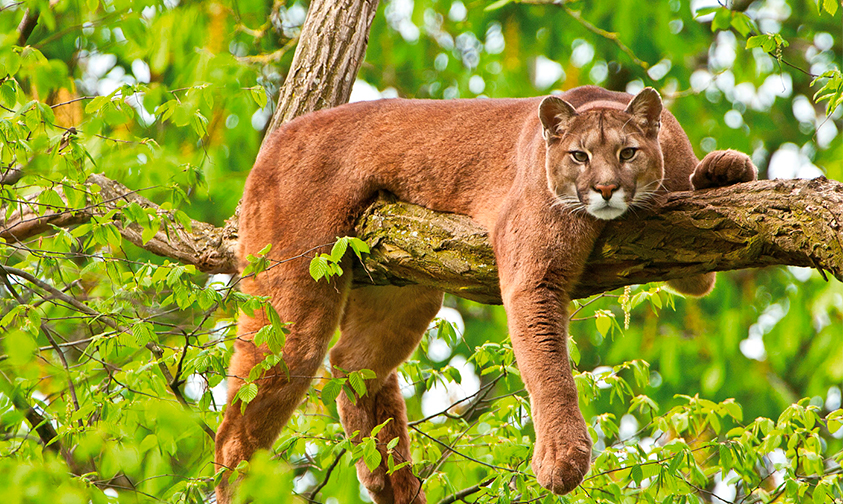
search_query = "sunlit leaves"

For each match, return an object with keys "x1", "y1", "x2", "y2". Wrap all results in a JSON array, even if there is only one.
[
  {"x1": 828, "y1": 409, "x2": 843, "y2": 434},
  {"x1": 320, "y1": 378, "x2": 344, "y2": 406},
  {"x1": 248, "y1": 86, "x2": 268, "y2": 109},
  {"x1": 817, "y1": 0, "x2": 839, "y2": 16},
  {"x1": 812, "y1": 69, "x2": 843, "y2": 116},
  {"x1": 747, "y1": 33, "x2": 790, "y2": 55},
  {"x1": 1, "y1": 1, "x2": 841, "y2": 503},
  {"x1": 321, "y1": 368, "x2": 377, "y2": 407},
  {"x1": 700, "y1": 7, "x2": 758, "y2": 37},
  {"x1": 234, "y1": 382, "x2": 258, "y2": 414},
  {"x1": 0, "y1": 80, "x2": 16, "y2": 108},
  {"x1": 309, "y1": 236, "x2": 370, "y2": 281}
]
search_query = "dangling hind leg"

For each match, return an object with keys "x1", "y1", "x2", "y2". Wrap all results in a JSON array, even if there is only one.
[
  {"x1": 215, "y1": 267, "x2": 351, "y2": 503},
  {"x1": 329, "y1": 285, "x2": 444, "y2": 504}
]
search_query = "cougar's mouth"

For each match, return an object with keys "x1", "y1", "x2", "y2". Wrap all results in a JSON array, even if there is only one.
[{"x1": 586, "y1": 187, "x2": 628, "y2": 220}]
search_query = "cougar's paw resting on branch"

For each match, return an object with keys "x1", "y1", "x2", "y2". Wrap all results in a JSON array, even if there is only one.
[
  {"x1": 666, "y1": 149, "x2": 758, "y2": 297},
  {"x1": 691, "y1": 149, "x2": 757, "y2": 190}
]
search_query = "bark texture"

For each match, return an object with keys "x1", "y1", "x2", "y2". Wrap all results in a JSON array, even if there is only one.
[
  {"x1": 264, "y1": 0, "x2": 380, "y2": 137},
  {"x1": 352, "y1": 178, "x2": 843, "y2": 304},
  {"x1": 4, "y1": 177, "x2": 840, "y2": 302}
]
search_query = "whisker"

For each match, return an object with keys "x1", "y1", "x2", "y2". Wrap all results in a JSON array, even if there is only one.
[{"x1": 551, "y1": 195, "x2": 586, "y2": 215}]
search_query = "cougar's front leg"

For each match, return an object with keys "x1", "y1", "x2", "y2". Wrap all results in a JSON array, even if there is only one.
[
  {"x1": 493, "y1": 206, "x2": 601, "y2": 495},
  {"x1": 502, "y1": 282, "x2": 592, "y2": 494}
]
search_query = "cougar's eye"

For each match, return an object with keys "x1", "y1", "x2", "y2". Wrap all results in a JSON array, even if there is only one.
[
  {"x1": 619, "y1": 147, "x2": 638, "y2": 161},
  {"x1": 570, "y1": 151, "x2": 588, "y2": 163}
]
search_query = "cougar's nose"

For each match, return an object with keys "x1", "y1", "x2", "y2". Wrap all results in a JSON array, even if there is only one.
[{"x1": 594, "y1": 183, "x2": 619, "y2": 200}]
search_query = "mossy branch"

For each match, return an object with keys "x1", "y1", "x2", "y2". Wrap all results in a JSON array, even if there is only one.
[
  {"x1": 352, "y1": 178, "x2": 843, "y2": 303},
  {"x1": 3, "y1": 176, "x2": 841, "y2": 302}
]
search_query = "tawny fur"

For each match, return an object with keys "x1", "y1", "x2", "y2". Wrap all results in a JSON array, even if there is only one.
[{"x1": 214, "y1": 86, "x2": 756, "y2": 503}]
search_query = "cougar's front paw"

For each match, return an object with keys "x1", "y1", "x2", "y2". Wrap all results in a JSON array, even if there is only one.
[
  {"x1": 531, "y1": 432, "x2": 592, "y2": 494},
  {"x1": 691, "y1": 149, "x2": 757, "y2": 190}
]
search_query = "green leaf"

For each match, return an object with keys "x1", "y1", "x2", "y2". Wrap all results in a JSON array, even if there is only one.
[
  {"x1": 253, "y1": 325, "x2": 270, "y2": 348},
  {"x1": 348, "y1": 237, "x2": 370, "y2": 259},
  {"x1": 821, "y1": 0, "x2": 839, "y2": 15},
  {"x1": 84, "y1": 95, "x2": 110, "y2": 113},
  {"x1": 721, "y1": 399, "x2": 743, "y2": 422},
  {"x1": 173, "y1": 209, "x2": 193, "y2": 232},
  {"x1": 38, "y1": 188, "x2": 66, "y2": 213},
  {"x1": 321, "y1": 379, "x2": 343, "y2": 406},
  {"x1": 813, "y1": 482, "x2": 828, "y2": 504},
  {"x1": 0, "y1": 50, "x2": 21, "y2": 76},
  {"x1": 236, "y1": 382, "x2": 259, "y2": 413},
  {"x1": 719, "y1": 444, "x2": 732, "y2": 472},
  {"x1": 131, "y1": 322, "x2": 155, "y2": 346},
  {"x1": 631, "y1": 464, "x2": 643, "y2": 485},
  {"x1": 363, "y1": 440, "x2": 382, "y2": 472},
  {"x1": 250, "y1": 86, "x2": 268, "y2": 109},
  {"x1": 309, "y1": 255, "x2": 328, "y2": 281},
  {"x1": 730, "y1": 13, "x2": 755, "y2": 37},
  {"x1": 595, "y1": 313, "x2": 611, "y2": 336},
  {"x1": 197, "y1": 287, "x2": 219, "y2": 310},
  {"x1": 370, "y1": 418, "x2": 392, "y2": 438},
  {"x1": 191, "y1": 110, "x2": 209, "y2": 137},
  {"x1": 484, "y1": 0, "x2": 512, "y2": 11},
  {"x1": 568, "y1": 336, "x2": 580, "y2": 366},
  {"x1": 812, "y1": 70, "x2": 843, "y2": 116},
  {"x1": 267, "y1": 305, "x2": 283, "y2": 329},
  {"x1": 668, "y1": 452, "x2": 684, "y2": 474},
  {"x1": 141, "y1": 217, "x2": 161, "y2": 244},
  {"x1": 330, "y1": 237, "x2": 348, "y2": 262},
  {"x1": 0, "y1": 80, "x2": 16, "y2": 108},
  {"x1": 343, "y1": 382, "x2": 357, "y2": 405},
  {"x1": 349, "y1": 371, "x2": 367, "y2": 398},
  {"x1": 711, "y1": 9, "x2": 731, "y2": 32},
  {"x1": 827, "y1": 409, "x2": 843, "y2": 433}
]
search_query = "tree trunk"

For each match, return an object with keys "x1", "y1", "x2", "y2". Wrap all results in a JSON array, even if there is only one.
[{"x1": 264, "y1": 0, "x2": 380, "y2": 136}]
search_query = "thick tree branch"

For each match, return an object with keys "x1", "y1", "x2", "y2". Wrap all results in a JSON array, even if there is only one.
[
  {"x1": 3, "y1": 177, "x2": 840, "y2": 302},
  {"x1": 1, "y1": 174, "x2": 240, "y2": 273},
  {"x1": 351, "y1": 178, "x2": 843, "y2": 303}
]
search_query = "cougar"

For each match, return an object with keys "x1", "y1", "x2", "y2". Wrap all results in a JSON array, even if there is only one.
[{"x1": 214, "y1": 85, "x2": 757, "y2": 503}]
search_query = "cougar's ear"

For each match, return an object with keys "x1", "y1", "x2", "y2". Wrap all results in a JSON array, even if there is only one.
[
  {"x1": 538, "y1": 96, "x2": 578, "y2": 143},
  {"x1": 625, "y1": 87, "x2": 662, "y2": 137}
]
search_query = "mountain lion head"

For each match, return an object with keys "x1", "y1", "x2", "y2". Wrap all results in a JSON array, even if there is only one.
[{"x1": 539, "y1": 88, "x2": 665, "y2": 220}]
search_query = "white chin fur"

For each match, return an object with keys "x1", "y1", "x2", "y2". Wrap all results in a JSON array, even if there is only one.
[{"x1": 586, "y1": 188, "x2": 628, "y2": 220}]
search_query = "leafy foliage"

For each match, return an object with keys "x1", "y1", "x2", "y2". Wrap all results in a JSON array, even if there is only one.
[{"x1": 0, "y1": 1, "x2": 841, "y2": 503}]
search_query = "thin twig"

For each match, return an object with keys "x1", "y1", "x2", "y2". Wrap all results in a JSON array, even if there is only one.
[
  {"x1": 306, "y1": 448, "x2": 347, "y2": 501},
  {"x1": 435, "y1": 476, "x2": 497, "y2": 504},
  {"x1": 409, "y1": 424, "x2": 522, "y2": 474},
  {"x1": 0, "y1": 264, "x2": 217, "y2": 441},
  {"x1": 561, "y1": 4, "x2": 650, "y2": 69}
]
